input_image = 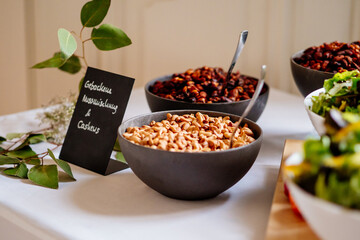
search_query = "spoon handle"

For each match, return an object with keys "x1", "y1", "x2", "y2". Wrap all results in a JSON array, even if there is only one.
[
  {"x1": 230, "y1": 65, "x2": 266, "y2": 148},
  {"x1": 226, "y1": 30, "x2": 249, "y2": 82}
]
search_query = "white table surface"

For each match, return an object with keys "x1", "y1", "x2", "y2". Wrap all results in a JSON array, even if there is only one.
[{"x1": 0, "y1": 87, "x2": 317, "y2": 240}]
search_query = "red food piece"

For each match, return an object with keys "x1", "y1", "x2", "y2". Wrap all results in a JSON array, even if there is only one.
[
  {"x1": 284, "y1": 182, "x2": 290, "y2": 198},
  {"x1": 289, "y1": 193, "x2": 303, "y2": 220},
  {"x1": 284, "y1": 183, "x2": 303, "y2": 219}
]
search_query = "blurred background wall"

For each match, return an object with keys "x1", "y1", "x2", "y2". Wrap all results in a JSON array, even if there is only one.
[{"x1": 1, "y1": 0, "x2": 360, "y2": 115}]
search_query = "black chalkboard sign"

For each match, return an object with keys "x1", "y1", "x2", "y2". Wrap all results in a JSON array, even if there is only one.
[{"x1": 59, "y1": 67, "x2": 134, "y2": 175}]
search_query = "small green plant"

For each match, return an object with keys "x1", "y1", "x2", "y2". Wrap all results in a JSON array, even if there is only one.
[
  {"x1": 33, "y1": 0, "x2": 131, "y2": 144},
  {"x1": 32, "y1": 0, "x2": 131, "y2": 82}
]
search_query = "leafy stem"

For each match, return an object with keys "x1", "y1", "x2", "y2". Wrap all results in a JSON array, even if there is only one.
[
  {"x1": 82, "y1": 38, "x2": 92, "y2": 43},
  {"x1": 32, "y1": 0, "x2": 131, "y2": 84},
  {"x1": 80, "y1": 25, "x2": 85, "y2": 36},
  {"x1": 23, "y1": 0, "x2": 132, "y2": 188},
  {"x1": 0, "y1": 130, "x2": 75, "y2": 189},
  {"x1": 79, "y1": 26, "x2": 89, "y2": 68},
  {"x1": 0, "y1": 126, "x2": 73, "y2": 188}
]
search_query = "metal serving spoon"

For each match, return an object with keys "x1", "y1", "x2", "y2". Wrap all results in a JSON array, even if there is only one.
[
  {"x1": 229, "y1": 65, "x2": 266, "y2": 148},
  {"x1": 226, "y1": 30, "x2": 249, "y2": 82}
]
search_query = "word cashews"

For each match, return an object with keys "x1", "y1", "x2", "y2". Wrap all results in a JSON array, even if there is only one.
[{"x1": 123, "y1": 112, "x2": 255, "y2": 152}]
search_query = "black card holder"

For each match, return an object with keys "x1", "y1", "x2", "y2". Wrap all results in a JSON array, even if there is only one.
[{"x1": 60, "y1": 67, "x2": 134, "y2": 175}]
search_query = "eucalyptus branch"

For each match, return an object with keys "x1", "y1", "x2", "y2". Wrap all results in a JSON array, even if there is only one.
[
  {"x1": 80, "y1": 25, "x2": 85, "y2": 39},
  {"x1": 82, "y1": 38, "x2": 92, "y2": 43},
  {"x1": 0, "y1": 130, "x2": 75, "y2": 189},
  {"x1": 82, "y1": 43, "x2": 89, "y2": 68},
  {"x1": 32, "y1": 0, "x2": 131, "y2": 80},
  {"x1": 25, "y1": 0, "x2": 132, "y2": 188},
  {"x1": 79, "y1": 26, "x2": 89, "y2": 68}
]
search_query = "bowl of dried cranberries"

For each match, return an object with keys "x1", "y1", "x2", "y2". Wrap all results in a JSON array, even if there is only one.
[
  {"x1": 145, "y1": 66, "x2": 269, "y2": 121},
  {"x1": 291, "y1": 41, "x2": 360, "y2": 97}
]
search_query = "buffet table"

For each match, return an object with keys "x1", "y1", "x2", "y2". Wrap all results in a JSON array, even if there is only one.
[{"x1": 0, "y1": 87, "x2": 316, "y2": 240}]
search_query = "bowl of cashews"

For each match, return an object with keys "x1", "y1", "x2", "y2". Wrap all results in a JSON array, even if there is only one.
[{"x1": 118, "y1": 109, "x2": 263, "y2": 200}]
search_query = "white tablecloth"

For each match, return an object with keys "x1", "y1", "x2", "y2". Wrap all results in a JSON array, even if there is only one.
[{"x1": 0, "y1": 87, "x2": 316, "y2": 240}]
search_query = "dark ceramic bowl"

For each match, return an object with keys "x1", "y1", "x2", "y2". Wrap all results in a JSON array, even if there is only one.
[
  {"x1": 145, "y1": 75, "x2": 269, "y2": 122},
  {"x1": 118, "y1": 110, "x2": 263, "y2": 200},
  {"x1": 291, "y1": 50, "x2": 334, "y2": 97}
]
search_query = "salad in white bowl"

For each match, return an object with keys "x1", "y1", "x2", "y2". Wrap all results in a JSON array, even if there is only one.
[
  {"x1": 305, "y1": 70, "x2": 360, "y2": 135},
  {"x1": 284, "y1": 110, "x2": 360, "y2": 240}
]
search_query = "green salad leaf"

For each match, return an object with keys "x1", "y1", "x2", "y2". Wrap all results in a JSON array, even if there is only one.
[
  {"x1": 324, "y1": 70, "x2": 360, "y2": 92},
  {"x1": 311, "y1": 70, "x2": 360, "y2": 117},
  {"x1": 303, "y1": 136, "x2": 332, "y2": 169},
  {"x1": 315, "y1": 172, "x2": 360, "y2": 209}
]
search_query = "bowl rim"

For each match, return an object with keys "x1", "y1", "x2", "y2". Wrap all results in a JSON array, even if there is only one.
[
  {"x1": 144, "y1": 74, "x2": 269, "y2": 106},
  {"x1": 304, "y1": 88, "x2": 326, "y2": 118},
  {"x1": 118, "y1": 109, "x2": 263, "y2": 155},
  {"x1": 290, "y1": 49, "x2": 336, "y2": 76},
  {"x1": 284, "y1": 152, "x2": 360, "y2": 216}
]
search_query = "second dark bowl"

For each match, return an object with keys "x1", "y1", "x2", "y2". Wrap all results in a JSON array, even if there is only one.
[
  {"x1": 291, "y1": 50, "x2": 334, "y2": 97},
  {"x1": 145, "y1": 75, "x2": 269, "y2": 121}
]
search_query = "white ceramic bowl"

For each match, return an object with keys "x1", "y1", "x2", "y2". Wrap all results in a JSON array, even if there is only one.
[
  {"x1": 284, "y1": 153, "x2": 360, "y2": 240},
  {"x1": 304, "y1": 88, "x2": 325, "y2": 135}
]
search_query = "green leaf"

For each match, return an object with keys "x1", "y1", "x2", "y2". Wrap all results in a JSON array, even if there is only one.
[
  {"x1": 115, "y1": 151, "x2": 127, "y2": 164},
  {"x1": 7, "y1": 145, "x2": 37, "y2": 159},
  {"x1": 59, "y1": 55, "x2": 82, "y2": 74},
  {"x1": 81, "y1": 0, "x2": 110, "y2": 27},
  {"x1": 48, "y1": 149, "x2": 75, "y2": 180},
  {"x1": 91, "y1": 24, "x2": 132, "y2": 51},
  {"x1": 113, "y1": 137, "x2": 121, "y2": 152},
  {"x1": 6, "y1": 133, "x2": 25, "y2": 140},
  {"x1": 0, "y1": 147, "x2": 4, "y2": 154},
  {"x1": 6, "y1": 145, "x2": 40, "y2": 165},
  {"x1": 304, "y1": 136, "x2": 332, "y2": 168},
  {"x1": 0, "y1": 155, "x2": 20, "y2": 165},
  {"x1": 28, "y1": 134, "x2": 46, "y2": 144},
  {"x1": 24, "y1": 158, "x2": 41, "y2": 165},
  {"x1": 58, "y1": 28, "x2": 77, "y2": 59},
  {"x1": 3, "y1": 163, "x2": 28, "y2": 178},
  {"x1": 31, "y1": 54, "x2": 65, "y2": 69},
  {"x1": 28, "y1": 165, "x2": 58, "y2": 189}
]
